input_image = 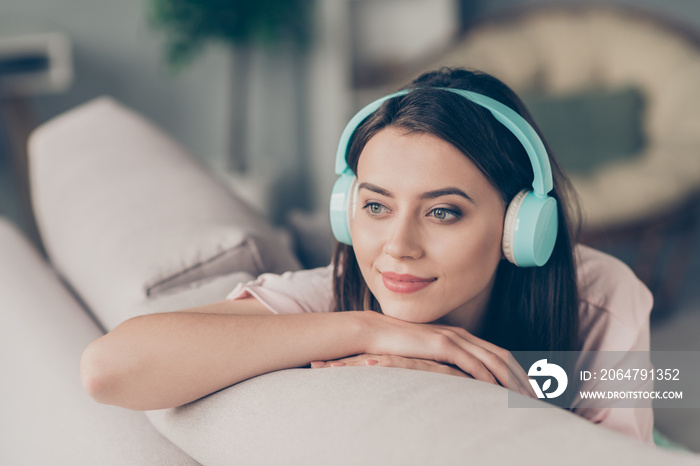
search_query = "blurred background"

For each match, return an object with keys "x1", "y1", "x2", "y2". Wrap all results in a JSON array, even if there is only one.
[{"x1": 1, "y1": 0, "x2": 699, "y2": 450}]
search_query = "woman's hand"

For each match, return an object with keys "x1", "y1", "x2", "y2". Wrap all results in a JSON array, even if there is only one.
[
  {"x1": 338, "y1": 311, "x2": 537, "y2": 398},
  {"x1": 310, "y1": 354, "x2": 473, "y2": 379}
]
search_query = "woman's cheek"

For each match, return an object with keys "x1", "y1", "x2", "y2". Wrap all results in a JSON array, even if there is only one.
[{"x1": 351, "y1": 219, "x2": 382, "y2": 260}]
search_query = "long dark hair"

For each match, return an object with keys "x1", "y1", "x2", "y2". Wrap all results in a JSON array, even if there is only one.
[{"x1": 332, "y1": 68, "x2": 581, "y2": 352}]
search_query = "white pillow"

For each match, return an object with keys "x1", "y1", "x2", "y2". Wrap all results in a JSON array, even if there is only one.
[{"x1": 134, "y1": 270, "x2": 255, "y2": 318}]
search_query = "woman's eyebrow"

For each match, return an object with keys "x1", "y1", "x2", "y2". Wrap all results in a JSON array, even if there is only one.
[
  {"x1": 358, "y1": 183, "x2": 474, "y2": 204},
  {"x1": 420, "y1": 188, "x2": 475, "y2": 204},
  {"x1": 358, "y1": 182, "x2": 393, "y2": 197}
]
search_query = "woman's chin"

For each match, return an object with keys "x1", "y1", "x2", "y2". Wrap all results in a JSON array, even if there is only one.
[{"x1": 376, "y1": 301, "x2": 441, "y2": 324}]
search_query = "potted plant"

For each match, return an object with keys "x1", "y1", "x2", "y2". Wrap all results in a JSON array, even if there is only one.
[{"x1": 149, "y1": 0, "x2": 313, "y2": 172}]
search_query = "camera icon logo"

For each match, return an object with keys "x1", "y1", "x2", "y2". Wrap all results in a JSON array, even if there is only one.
[{"x1": 528, "y1": 359, "x2": 568, "y2": 399}]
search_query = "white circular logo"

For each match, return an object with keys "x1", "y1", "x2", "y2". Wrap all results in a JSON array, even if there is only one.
[{"x1": 528, "y1": 359, "x2": 568, "y2": 399}]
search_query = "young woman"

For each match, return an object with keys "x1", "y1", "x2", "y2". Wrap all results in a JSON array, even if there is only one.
[{"x1": 81, "y1": 68, "x2": 653, "y2": 443}]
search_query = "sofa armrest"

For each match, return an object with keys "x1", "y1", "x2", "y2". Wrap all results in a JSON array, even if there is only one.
[
  {"x1": 28, "y1": 97, "x2": 300, "y2": 330},
  {"x1": 0, "y1": 217, "x2": 198, "y2": 465},
  {"x1": 147, "y1": 367, "x2": 698, "y2": 466}
]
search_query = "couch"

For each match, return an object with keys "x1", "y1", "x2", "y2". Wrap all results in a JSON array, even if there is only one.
[{"x1": 1, "y1": 97, "x2": 697, "y2": 465}]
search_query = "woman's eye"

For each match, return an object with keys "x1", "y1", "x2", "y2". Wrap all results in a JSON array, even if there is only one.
[
  {"x1": 430, "y1": 208, "x2": 459, "y2": 221},
  {"x1": 364, "y1": 202, "x2": 388, "y2": 216}
]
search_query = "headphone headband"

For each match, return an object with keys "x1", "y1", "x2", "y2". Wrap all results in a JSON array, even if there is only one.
[
  {"x1": 330, "y1": 86, "x2": 559, "y2": 267},
  {"x1": 334, "y1": 88, "x2": 553, "y2": 196}
]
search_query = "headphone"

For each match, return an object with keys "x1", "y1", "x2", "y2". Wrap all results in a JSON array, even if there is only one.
[{"x1": 329, "y1": 88, "x2": 558, "y2": 267}]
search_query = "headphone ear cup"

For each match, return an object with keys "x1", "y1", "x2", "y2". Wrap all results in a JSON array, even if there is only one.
[
  {"x1": 502, "y1": 189, "x2": 529, "y2": 266},
  {"x1": 502, "y1": 189, "x2": 558, "y2": 267},
  {"x1": 330, "y1": 173, "x2": 358, "y2": 245}
]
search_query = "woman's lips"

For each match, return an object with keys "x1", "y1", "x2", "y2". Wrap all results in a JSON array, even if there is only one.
[{"x1": 381, "y1": 272, "x2": 436, "y2": 294}]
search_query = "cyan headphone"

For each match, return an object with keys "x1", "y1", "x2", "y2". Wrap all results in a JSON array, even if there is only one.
[{"x1": 329, "y1": 88, "x2": 558, "y2": 267}]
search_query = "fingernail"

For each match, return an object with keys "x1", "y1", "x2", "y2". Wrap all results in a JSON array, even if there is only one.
[
  {"x1": 310, "y1": 361, "x2": 325, "y2": 368},
  {"x1": 365, "y1": 359, "x2": 379, "y2": 366},
  {"x1": 330, "y1": 362, "x2": 346, "y2": 367}
]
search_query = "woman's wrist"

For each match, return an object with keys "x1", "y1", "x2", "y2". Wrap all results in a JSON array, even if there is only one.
[{"x1": 351, "y1": 310, "x2": 383, "y2": 355}]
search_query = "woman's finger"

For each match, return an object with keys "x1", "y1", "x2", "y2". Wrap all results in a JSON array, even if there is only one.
[
  {"x1": 413, "y1": 359, "x2": 472, "y2": 379},
  {"x1": 453, "y1": 328, "x2": 535, "y2": 397},
  {"x1": 432, "y1": 326, "x2": 536, "y2": 398},
  {"x1": 435, "y1": 330, "x2": 532, "y2": 396},
  {"x1": 312, "y1": 353, "x2": 475, "y2": 380},
  {"x1": 310, "y1": 354, "x2": 383, "y2": 368},
  {"x1": 360, "y1": 354, "x2": 473, "y2": 379},
  {"x1": 430, "y1": 334, "x2": 499, "y2": 385},
  {"x1": 361, "y1": 315, "x2": 534, "y2": 396}
]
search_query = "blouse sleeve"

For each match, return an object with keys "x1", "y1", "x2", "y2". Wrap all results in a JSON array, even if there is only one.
[
  {"x1": 572, "y1": 306, "x2": 654, "y2": 444},
  {"x1": 226, "y1": 265, "x2": 335, "y2": 315},
  {"x1": 573, "y1": 245, "x2": 655, "y2": 444}
]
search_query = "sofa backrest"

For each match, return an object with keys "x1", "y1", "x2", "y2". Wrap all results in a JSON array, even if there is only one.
[{"x1": 28, "y1": 97, "x2": 300, "y2": 331}]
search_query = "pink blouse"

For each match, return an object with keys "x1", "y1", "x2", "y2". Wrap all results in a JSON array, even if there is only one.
[{"x1": 227, "y1": 244, "x2": 654, "y2": 444}]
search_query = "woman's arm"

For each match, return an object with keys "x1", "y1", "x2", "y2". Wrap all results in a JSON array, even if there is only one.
[
  {"x1": 318, "y1": 322, "x2": 536, "y2": 398},
  {"x1": 81, "y1": 299, "x2": 534, "y2": 411},
  {"x1": 80, "y1": 299, "x2": 367, "y2": 411}
]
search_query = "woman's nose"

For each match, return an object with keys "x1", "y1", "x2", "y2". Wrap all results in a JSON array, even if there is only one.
[{"x1": 382, "y1": 216, "x2": 424, "y2": 260}]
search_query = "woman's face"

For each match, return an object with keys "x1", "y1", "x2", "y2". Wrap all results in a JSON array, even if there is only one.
[{"x1": 350, "y1": 127, "x2": 506, "y2": 329}]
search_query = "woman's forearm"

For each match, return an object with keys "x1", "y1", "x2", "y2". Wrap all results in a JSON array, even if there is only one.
[{"x1": 80, "y1": 310, "x2": 368, "y2": 411}]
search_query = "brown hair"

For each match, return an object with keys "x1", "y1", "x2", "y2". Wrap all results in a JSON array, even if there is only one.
[{"x1": 332, "y1": 68, "x2": 581, "y2": 352}]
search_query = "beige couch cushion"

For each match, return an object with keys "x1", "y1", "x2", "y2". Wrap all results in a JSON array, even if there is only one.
[
  {"x1": 0, "y1": 218, "x2": 197, "y2": 465},
  {"x1": 147, "y1": 366, "x2": 698, "y2": 466},
  {"x1": 29, "y1": 97, "x2": 300, "y2": 330}
]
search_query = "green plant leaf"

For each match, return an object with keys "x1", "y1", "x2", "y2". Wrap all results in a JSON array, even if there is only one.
[{"x1": 148, "y1": 0, "x2": 313, "y2": 68}]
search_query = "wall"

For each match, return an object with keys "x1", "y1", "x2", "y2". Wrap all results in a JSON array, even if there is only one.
[
  {"x1": 1, "y1": 0, "x2": 230, "y2": 170},
  {"x1": 481, "y1": 0, "x2": 700, "y2": 29},
  {"x1": 0, "y1": 0, "x2": 317, "y2": 224},
  {"x1": 2, "y1": 0, "x2": 700, "y2": 222}
]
